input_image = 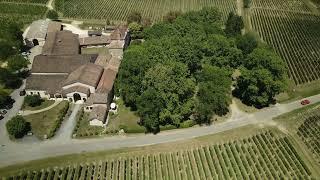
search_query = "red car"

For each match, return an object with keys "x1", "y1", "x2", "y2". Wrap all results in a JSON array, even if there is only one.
[{"x1": 301, "y1": 99, "x2": 310, "y2": 105}]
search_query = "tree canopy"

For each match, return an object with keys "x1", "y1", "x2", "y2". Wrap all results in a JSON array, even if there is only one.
[
  {"x1": 6, "y1": 116, "x2": 30, "y2": 138},
  {"x1": 117, "y1": 7, "x2": 287, "y2": 132}
]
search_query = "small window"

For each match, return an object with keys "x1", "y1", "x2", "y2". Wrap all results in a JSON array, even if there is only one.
[
  {"x1": 90, "y1": 107, "x2": 93, "y2": 110},
  {"x1": 30, "y1": 92, "x2": 33, "y2": 95},
  {"x1": 86, "y1": 107, "x2": 89, "y2": 110},
  {"x1": 37, "y1": 92, "x2": 40, "y2": 95}
]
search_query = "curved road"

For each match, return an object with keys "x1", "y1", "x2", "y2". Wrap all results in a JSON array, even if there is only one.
[{"x1": 0, "y1": 94, "x2": 320, "y2": 168}]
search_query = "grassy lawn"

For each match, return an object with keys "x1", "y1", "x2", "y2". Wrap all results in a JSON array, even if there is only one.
[
  {"x1": 106, "y1": 99, "x2": 145, "y2": 133},
  {"x1": 23, "y1": 101, "x2": 69, "y2": 139},
  {"x1": 21, "y1": 99, "x2": 55, "y2": 111},
  {"x1": 73, "y1": 111, "x2": 105, "y2": 137},
  {"x1": 276, "y1": 79, "x2": 320, "y2": 103}
]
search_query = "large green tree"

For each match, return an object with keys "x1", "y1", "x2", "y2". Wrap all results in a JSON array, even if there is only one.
[
  {"x1": 6, "y1": 116, "x2": 30, "y2": 138},
  {"x1": 7, "y1": 55, "x2": 29, "y2": 72},
  {"x1": 234, "y1": 47, "x2": 287, "y2": 108},
  {"x1": 225, "y1": 12, "x2": 244, "y2": 37},
  {"x1": 195, "y1": 65, "x2": 232, "y2": 123},
  {"x1": 137, "y1": 62, "x2": 195, "y2": 132}
]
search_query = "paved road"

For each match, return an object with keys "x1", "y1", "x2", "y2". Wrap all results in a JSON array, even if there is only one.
[{"x1": 1, "y1": 94, "x2": 320, "y2": 168}]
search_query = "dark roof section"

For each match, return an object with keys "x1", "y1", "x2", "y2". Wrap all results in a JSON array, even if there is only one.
[
  {"x1": 42, "y1": 30, "x2": 80, "y2": 55},
  {"x1": 88, "y1": 30, "x2": 102, "y2": 36},
  {"x1": 31, "y1": 54, "x2": 98, "y2": 74},
  {"x1": 47, "y1": 21, "x2": 62, "y2": 33},
  {"x1": 79, "y1": 36, "x2": 110, "y2": 46},
  {"x1": 63, "y1": 64, "x2": 104, "y2": 87},
  {"x1": 89, "y1": 105, "x2": 108, "y2": 122},
  {"x1": 86, "y1": 93, "x2": 109, "y2": 105},
  {"x1": 26, "y1": 74, "x2": 68, "y2": 94},
  {"x1": 96, "y1": 68, "x2": 117, "y2": 93},
  {"x1": 110, "y1": 25, "x2": 128, "y2": 40}
]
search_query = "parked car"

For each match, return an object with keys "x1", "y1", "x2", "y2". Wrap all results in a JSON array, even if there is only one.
[
  {"x1": 19, "y1": 90, "x2": 26, "y2": 96},
  {"x1": 0, "y1": 115, "x2": 4, "y2": 120},
  {"x1": 301, "y1": 99, "x2": 310, "y2": 105}
]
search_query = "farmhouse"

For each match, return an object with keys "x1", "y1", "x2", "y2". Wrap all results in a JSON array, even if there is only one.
[{"x1": 25, "y1": 21, "x2": 128, "y2": 126}]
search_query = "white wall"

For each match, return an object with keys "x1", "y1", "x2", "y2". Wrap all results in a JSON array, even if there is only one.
[
  {"x1": 62, "y1": 83, "x2": 95, "y2": 93},
  {"x1": 89, "y1": 119, "x2": 104, "y2": 126}
]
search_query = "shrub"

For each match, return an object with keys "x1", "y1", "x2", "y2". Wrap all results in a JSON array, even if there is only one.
[
  {"x1": 180, "y1": 120, "x2": 195, "y2": 128},
  {"x1": 47, "y1": 10, "x2": 59, "y2": 20},
  {"x1": 24, "y1": 95, "x2": 43, "y2": 107},
  {"x1": 6, "y1": 116, "x2": 30, "y2": 138},
  {"x1": 48, "y1": 102, "x2": 69, "y2": 138},
  {"x1": 160, "y1": 124, "x2": 177, "y2": 131},
  {"x1": 244, "y1": 0, "x2": 252, "y2": 8}
]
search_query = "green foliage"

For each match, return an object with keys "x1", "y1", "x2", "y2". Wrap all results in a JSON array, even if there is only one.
[
  {"x1": 0, "y1": 68, "x2": 22, "y2": 89},
  {"x1": 6, "y1": 116, "x2": 30, "y2": 138},
  {"x1": 234, "y1": 47, "x2": 287, "y2": 108},
  {"x1": 0, "y1": 90, "x2": 14, "y2": 109},
  {"x1": 0, "y1": 43, "x2": 16, "y2": 60},
  {"x1": 24, "y1": 95, "x2": 43, "y2": 107},
  {"x1": 48, "y1": 102, "x2": 69, "y2": 138},
  {"x1": 236, "y1": 32, "x2": 258, "y2": 55},
  {"x1": 137, "y1": 62, "x2": 195, "y2": 133},
  {"x1": 7, "y1": 55, "x2": 29, "y2": 72},
  {"x1": 163, "y1": 11, "x2": 182, "y2": 23},
  {"x1": 128, "y1": 22, "x2": 143, "y2": 39},
  {"x1": 244, "y1": 0, "x2": 252, "y2": 8},
  {"x1": 127, "y1": 11, "x2": 142, "y2": 24},
  {"x1": 195, "y1": 65, "x2": 232, "y2": 123},
  {"x1": 225, "y1": 12, "x2": 244, "y2": 37},
  {"x1": 47, "y1": 10, "x2": 59, "y2": 20}
]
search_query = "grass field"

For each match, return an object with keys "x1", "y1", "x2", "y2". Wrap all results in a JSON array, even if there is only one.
[
  {"x1": 1, "y1": 124, "x2": 319, "y2": 179},
  {"x1": 54, "y1": 0, "x2": 236, "y2": 22},
  {"x1": 0, "y1": 2, "x2": 47, "y2": 26},
  {"x1": 23, "y1": 101, "x2": 69, "y2": 139},
  {"x1": 22, "y1": 99, "x2": 55, "y2": 111}
]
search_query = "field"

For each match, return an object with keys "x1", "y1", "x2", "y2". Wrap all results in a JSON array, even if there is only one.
[
  {"x1": 2, "y1": 130, "x2": 316, "y2": 179},
  {"x1": 54, "y1": 0, "x2": 236, "y2": 22},
  {"x1": 0, "y1": 2, "x2": 47, "y2": 26},
  {"x1": 0, "y1": 0, "x2": 48, "y2": 4},
  {"x1": 296, "y1": 110, "x2": 320, "y2": 164},
  {"x1": 250, "y1": 0, "x2": 320, "y2": 85}
]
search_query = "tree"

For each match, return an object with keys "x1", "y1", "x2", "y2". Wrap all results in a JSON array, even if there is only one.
[
  {"x1": 0, "y1": 89, "x2": 14, "y2": 109},
  {"x1": 234, "y1": 47, "x2": 287, "y2": 108},
  {"x1": 163, "y1": 11, "x2": 182, "y2": 23},
  {"x1": 236, "y1": 32, "x2": 258, "y2": 55},
  {"x1": 6, "y1": 116, "x2": 30, "y2": 138},
  {"x1": 195, "y1": 65, "x2": 232, "y2": 123},
  {"x1": 47, "y1": 10, "x2": 59, "y2": 20},
  {"x1": 24, "y1": 95, "x2": 43, "y2": 107},
  {"x1": 225, "y1": 12, "x2": 244, "y2": 37},
  {"x1": 127, "y1": 11, "x2": 142, "y2": 24},
  {"x1": 128, "y1": 22, "x2": 143, "y2": 39},
  {"x1": 0, "y1": 43, "x2": 16, "y2": 61},
  {"x1": 137, "y1": 62, "x2": 195, "y2": 132},
  {"x1": 244, "y1": 0, "x2": 252, "y2": 8},
  {"x1": 7, "y1": 55, "x2": 29, "y2": 72},
  {"x1": 0, "y1": 67, "x2": 22, "y2": 89}
]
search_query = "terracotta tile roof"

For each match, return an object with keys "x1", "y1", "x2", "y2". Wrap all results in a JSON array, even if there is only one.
[
  {"x1": 96, "y1": 68, "x2": 117, "y2": 93},
  {"x1": 94, "y1": 53, "x2": 112, "y2": 68},
  {"x1": 47, "y1": 21, "x2": 62, "y2": 33},
  {"x1": 31, "y1": 54, "x2": 98, "y2": 74},
  {"x1": 86, "y1": 93, "x2": 109, "y2": 105},
  {"x1": 110, "y1": 25, "x2": 128, "y2": 40},
  {"x1": 63, "y1": 63, "x2": 104, "y2": 87},
  {"x1": 26, "y1": 74, "x2": 68, "y2": 94},
  {"x1": 42, "y1": 30, "x2": 80, "y2": 55},
  {"x1": 89, "y1": 105, "x2": 108, "y2": 122},
  {"x1": 79, "y1": 35, "x2": 110, "y2": 46}
]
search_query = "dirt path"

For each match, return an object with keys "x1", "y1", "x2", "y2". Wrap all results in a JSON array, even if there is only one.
[
  {"x1": 237, "y1": 0, "x2": 244, "y2": 16},
  {"x1": 21, "y1": 100, "x2": 62, "y2": 116}
]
